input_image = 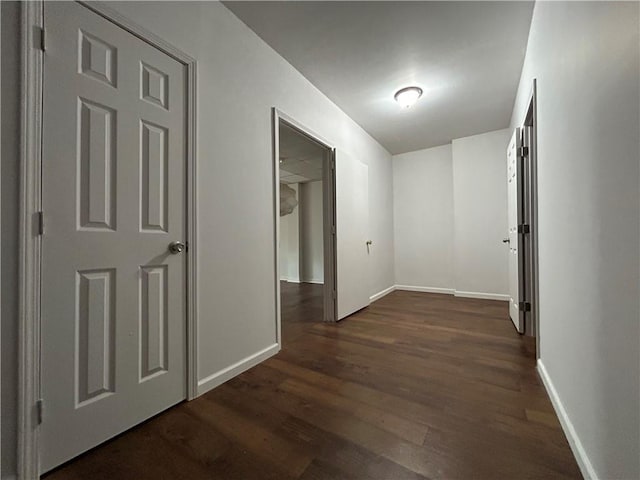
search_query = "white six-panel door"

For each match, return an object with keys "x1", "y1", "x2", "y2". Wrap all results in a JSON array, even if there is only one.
[
  {"x1": 507, "y1": 128, "x2": 524, "y2": 333},
  {"x1": 335, "y1": 150, "x2": 370, "y2": 319},
  {"x1": 41, "y1": 3, "x2": 187, "y2": 471}
]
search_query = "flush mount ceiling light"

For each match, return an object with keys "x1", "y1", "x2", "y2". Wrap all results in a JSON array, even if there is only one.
[{"x1": 394, "y1": 86, "x2": 423, "y2": 108}]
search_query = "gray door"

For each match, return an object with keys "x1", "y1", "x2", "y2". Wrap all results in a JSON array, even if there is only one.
[{"x1": 41, "y1": 2, "x2": 187, "y2": 471}]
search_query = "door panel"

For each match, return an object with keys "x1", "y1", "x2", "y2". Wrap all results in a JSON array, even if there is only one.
[
  {"x1": 335, "y1": 150, "x2": 370, "y2": 319},
  {"x1": 41, "y1": 3, "x2": 187, "y2": 471},
  {"x1": 507, "y1": 128, "x2": 524, "y2": 333},
  {"x1": 76, "y1": 268, "x2": 116, "y2": 405}
]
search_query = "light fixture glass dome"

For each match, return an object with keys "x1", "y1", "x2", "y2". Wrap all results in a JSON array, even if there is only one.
[{"x1": 394, "y1": 86, "x2": 423, "y2": 108}]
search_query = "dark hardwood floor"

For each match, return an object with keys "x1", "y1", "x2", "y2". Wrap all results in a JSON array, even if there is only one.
[{"x1": 45, "y1": 282, "x2": 581, "y2": 479}]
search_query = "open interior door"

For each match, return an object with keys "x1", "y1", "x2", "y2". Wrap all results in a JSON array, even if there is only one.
[
  {"x1": 507, "y1": 128, "x2": 525, "y2": 333},
  {"x1": 335, "y1": 150, "x2": 370, "y2": 320}
]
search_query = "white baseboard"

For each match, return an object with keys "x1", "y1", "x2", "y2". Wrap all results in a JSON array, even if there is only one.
[
  {"x1": 370, "y1": 285, "x2": 396, "y2": 302},
  {"x1": 197, "y1": 343, "x2": 280, "y2": 396},
  {"x1": 280, "y1": 277, "x2": 300, "y2": 283},
  {"x1": 395, "y1": 284, "x2": 455, "y2": 295},
  {"x1": 454, "y1": 290, "x2": 509, "y2": 301},
  {"x1": 392, "y1": 285, "x2": 508, "y2": 302},
  {"x1": 537, "y1": 360, "x2": 597, "y2": 480}
]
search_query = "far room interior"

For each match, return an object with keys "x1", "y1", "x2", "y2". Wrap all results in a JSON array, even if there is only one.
[{"x1": 278, "y1": 120, "x2": 331, "y2": 336}]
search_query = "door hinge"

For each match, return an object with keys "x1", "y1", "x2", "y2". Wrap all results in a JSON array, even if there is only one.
[
  {"x1": 331, "y1": 225, "x2": 336, "y2": 235},
  {"x1": 332, "y1": 290, "x2": 337, "y2": 299},
  {"x1": 518, "y1": 146, "x2": 529, "y2": 158},
  {"x1": 517, "y1": 223, "x2": 530, "y2": 234},
  {"x1": 36, "y1": 399, "x2": 43, "y2": 425},
  {"x1": 36, "y1": 27, "x2": 46, "y2": 51},
  {"x1": 37, "y1": 211, "x2": 45, "y2": 235},
  {"x1": 331, "y1": 158, "x2": 336, "y2": 170},
  {"x1": 519, "y1": 301, "x2": 531, "y2": 312}
]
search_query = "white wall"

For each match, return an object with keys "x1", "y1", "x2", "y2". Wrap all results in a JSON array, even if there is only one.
[
  {"x1": 510, "y1": 2, "x2": 639, "y2": 479},
  {"x1": 280, "y1": 181, "x2": 324, "y2": 284},
  {"x1": 279, "y1": 184, "x2": 300, "y2": 283},
  {"x1": 392, "y1": 130, "x2": 509, "y2": 299},
  {"x1": 299, "y1": 181, "x2": 324, "y2": 283},
  {"x1": 0, "y1": 2, "x2": 396, "y2": 477},
  {"x1": 393, "y1": 145, "x2": 454, "y2": 291},
  {"x1": 452, "y1": 129, "x2": 509, "y2": 298}
]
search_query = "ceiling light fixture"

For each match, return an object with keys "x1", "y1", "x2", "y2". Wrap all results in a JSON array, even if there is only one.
[{"x1": 394, "y1": 86, "x2": 423, "y2": 108}]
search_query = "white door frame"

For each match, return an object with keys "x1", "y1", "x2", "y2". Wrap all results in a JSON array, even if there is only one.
[
  {"x1": 272, "y1": 108, "x2": 337, "y2": 344},
  {"x1": 18, "y1": 2, "x2": 199, "y2": 477},
  {"x1": 520, "y1": 79, "x2": 539, "y2": 356}
]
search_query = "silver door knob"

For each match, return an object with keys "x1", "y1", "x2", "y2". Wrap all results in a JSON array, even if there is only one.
[{"x1": 168, "y1": 241, "x2": 186, "y2": 254}]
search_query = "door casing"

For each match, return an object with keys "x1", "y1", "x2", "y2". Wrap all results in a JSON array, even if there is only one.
[
  {"x1": 18, "y1": 2, "x2": 199, "y2": 477},
  {"x1": 521, "y1": 80, "x2": 539, "y2": 354},
  {"x1": 272, "y1": 108, "x2": 338, "y2": 338}
]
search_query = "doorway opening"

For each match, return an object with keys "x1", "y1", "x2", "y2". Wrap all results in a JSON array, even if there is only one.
[{"x1": 273, "y1": 111, "x2": 337, "y2": 343}]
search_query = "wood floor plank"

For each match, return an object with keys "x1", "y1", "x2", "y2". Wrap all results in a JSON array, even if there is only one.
[
  {"x1": 45, "y1": 282, "x2": 581, "y2": 479},
  {"x1": 210, "y1": 375, "x2": 429, "y2": 480},
  {"x1": 221, "y1": 369, "x2": 451, "y2": 479},
  {"x1": 187, "y1": 396, "x2": 314, "y2": 478},
  {"x1": 279, "y1": 377, "x2": 430, "y2": 445}
]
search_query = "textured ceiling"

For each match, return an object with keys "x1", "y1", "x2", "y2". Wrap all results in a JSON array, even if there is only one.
[
  {"x1": 279, "y1": 123, "x2": 325, "y2": 184},
  {"x1": 224, "y1": 1, "x2": 534, "y2": 154}
]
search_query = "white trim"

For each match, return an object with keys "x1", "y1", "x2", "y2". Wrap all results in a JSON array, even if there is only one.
[
  {"x1": 537, "y1": 361, "x2": 597, "y2": 480},
  {"x1": 454, "y1": 290, "x2": 509, "y2": 301},
  {"x1": 525, "y1": 79, "x2": 540, "y2": 352},
  {"x1": 18, "y1": 2, "x2": 44, "y2": 478},
  {"x1": 272, "y1": 108, "x2": 337, "y2": 333},
  {"x1": 0, "y1": 6, "x2": 3, "y2": 466},
  {"x1": 185, "y1": 61, "x2": 199, "y2": 401},
  {"x1": 19, "y1": 2, "x2": 199, "y2": 475},
  {"x1": 276, "y1": 109, "x2": 334, "y2": 150},
  {"x1": 392, "y1": 285, "x2": 508, "y2": 301},
  {"x1": 280, "y1": 277, "x2": 301, "y2": 284},
  {"x1": 197, "y1": 344, "x2": 280, "y2": 395},
  {"x1": 395, "y1": 285, "x2": 455, "y2": 295},
  {"x1": 369, "y1": 285, "x2": 395, "y2": 302},
  {"x1": 272, "y1": 109, "x2": 282, "y2": 346},
  {"x1": 78, "y1": 2, "x2": 194, "y2": 64}
]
